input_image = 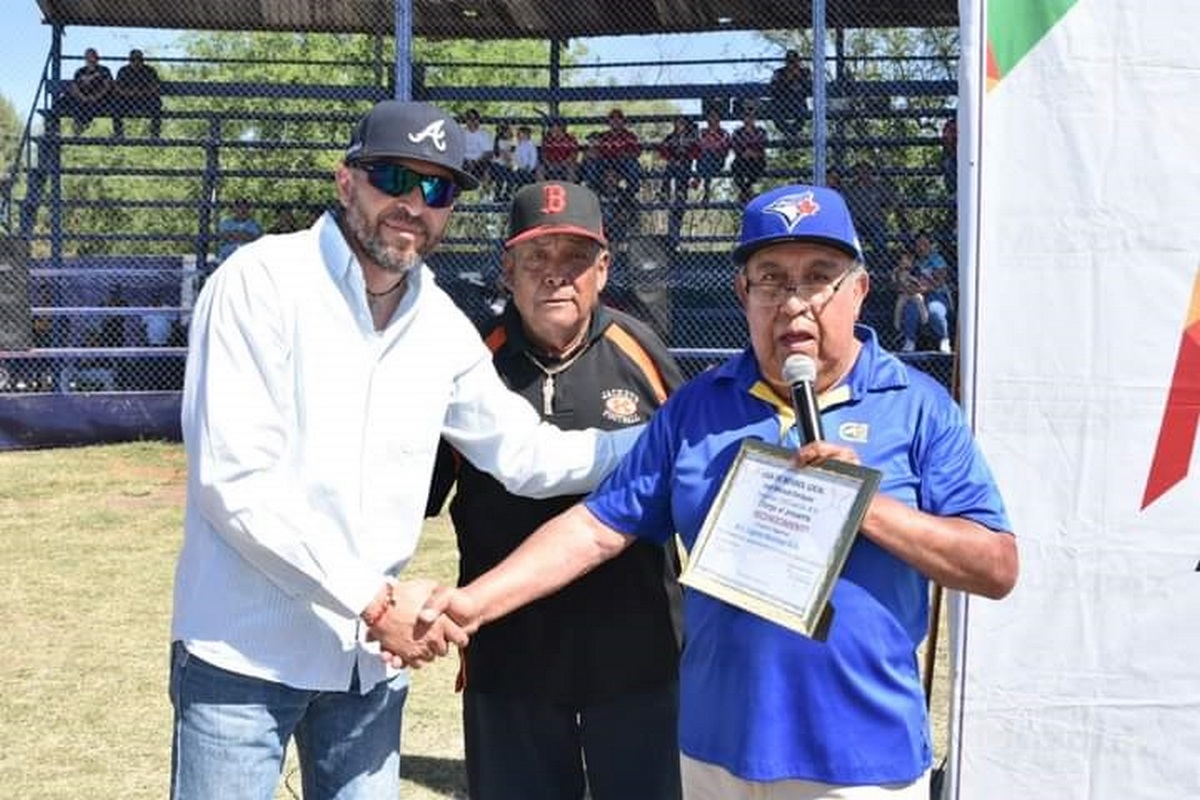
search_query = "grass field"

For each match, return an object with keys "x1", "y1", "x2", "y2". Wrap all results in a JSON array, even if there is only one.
[{"x1": 0, "y1": 442, "x2": 948, "y2": 799}]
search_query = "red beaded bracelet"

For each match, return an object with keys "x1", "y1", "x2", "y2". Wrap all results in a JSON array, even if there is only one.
[{"x1": 362, "y1": 583, "x2": 394, "y2": 628}]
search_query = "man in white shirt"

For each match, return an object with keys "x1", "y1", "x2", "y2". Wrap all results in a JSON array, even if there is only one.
[
  {"x1": 171, "y1": 100, "x2": 642, "y2": 800},
  {"x1": 460, "y1": 107, "x2": 494, "y2": 187}
]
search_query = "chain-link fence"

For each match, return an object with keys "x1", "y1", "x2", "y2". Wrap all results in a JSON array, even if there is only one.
[{"x1": 0, "y1": 2, "x2": 960, "y2": 404}]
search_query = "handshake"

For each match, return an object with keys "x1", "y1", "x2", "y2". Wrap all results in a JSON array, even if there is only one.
[{"x1": 360, "y1": 579, "x2": 482, "y2": 669}]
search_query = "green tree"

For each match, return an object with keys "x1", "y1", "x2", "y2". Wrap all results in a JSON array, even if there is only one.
[{"x1": 0, "y1": 94, "x2": 20, "y2": 179}]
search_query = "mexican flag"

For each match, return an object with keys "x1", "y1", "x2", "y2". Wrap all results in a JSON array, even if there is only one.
[{"x1": 953, "y1": 0, "x2": 1200, "y2": 797}]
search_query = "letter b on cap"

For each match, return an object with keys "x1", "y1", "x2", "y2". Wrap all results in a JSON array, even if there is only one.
[{"x1": 541, "y1": 184, "x2": 568, "y2": 215}]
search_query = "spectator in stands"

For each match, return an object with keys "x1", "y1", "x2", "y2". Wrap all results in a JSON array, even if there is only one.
[
  {"x1": 694, "y1": 109, "x2": 731, "y2": 203},
  {"x1": 511, "y1": 125, "x2": 539, "y2": 191},
  {"x1": 55, "y1": 47, "x2": 114, "y2": 135},
  {"x1": 170, "y1": 100, "x2": 641, "y2": 800},
  {"x1": 538, "y1": 117, "x2": 578, "y2": 182},
  {"x1": 899, "y1": 231, "x2": 954, "y2": 353},
  {"x1": 656, "y1": 115, "x2": 696, "y2": 206},
  {"x1": 216, "y1": 198, "x2": 263, "y2": 262},
  {"x1": 427, "y1": 180, "x2": 684, "y2": 800},
  {"x1": 597, "y1": 108, "x2": 642, "y2": 195},
  {"x1": 461, "y1": 109, "x2": 495, "y2": 189},
  {"x1": 841, "y1": 160, "x2": 896, "y2": 262},
  {"x1": 769, "y1": 49, "x2": 811, "y2": 144},
  {"x1": 490, "y1": 122, "x2": 516, "y2": 201},
  {"x1": 421, "y1": 182, "x2": 1018, "y2": 800},
  {"x1": 112, "y1": 49, "x2": 161, "y2": 138},
  {"x1": 940, "y1": 117, "x2": 958, "y2": 195}
]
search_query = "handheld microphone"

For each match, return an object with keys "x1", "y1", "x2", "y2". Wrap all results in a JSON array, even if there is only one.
[{"x1": 782, "y1": 354, "x2": 823, "y2": 445}]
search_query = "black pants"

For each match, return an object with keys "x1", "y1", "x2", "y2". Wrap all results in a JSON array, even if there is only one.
[{"x1": 464, "y1": 684, "x2": 682, "y2": 800}]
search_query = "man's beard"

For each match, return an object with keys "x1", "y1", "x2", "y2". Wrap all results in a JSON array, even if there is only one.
[{"x1": 342, "y1": 191, "x2": 442, "y2": 275}]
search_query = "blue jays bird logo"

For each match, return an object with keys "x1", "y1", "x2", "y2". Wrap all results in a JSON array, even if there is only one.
[{"x1": 765, "y1": 191, "x2": 821, "y2": 230}]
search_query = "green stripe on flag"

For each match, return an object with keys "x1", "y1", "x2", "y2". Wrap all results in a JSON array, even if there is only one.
[{"x1": 988, "y1": 0, "x2": 1078, "y2": 78}]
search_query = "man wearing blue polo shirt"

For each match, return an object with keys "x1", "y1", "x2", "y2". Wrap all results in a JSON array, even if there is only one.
[{"x1": 422, "y1": 183, "x2": 1019, "y2": 799}]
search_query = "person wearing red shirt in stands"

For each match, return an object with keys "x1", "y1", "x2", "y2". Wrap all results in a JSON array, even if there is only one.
[
  {"x1": 597, "y1": 108, "x2": 642, "y2": 194},
  {"x1": 539, "y1": 118, "x2": 580, "y2": 183}
]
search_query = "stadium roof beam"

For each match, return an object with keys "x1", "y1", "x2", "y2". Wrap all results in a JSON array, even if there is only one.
[{"x1": 35, "y1": 0, "x2": 957, "y2": 37}]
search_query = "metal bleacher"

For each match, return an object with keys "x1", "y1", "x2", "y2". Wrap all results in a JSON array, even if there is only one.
[{"x1": 0, "y1": 5, "x2": 961, "y2": 448}]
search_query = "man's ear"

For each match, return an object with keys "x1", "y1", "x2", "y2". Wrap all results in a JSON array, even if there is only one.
[
  {"x1": 334, "y1": 164, "x2": 353, "y2": 206},
  {"x1": 853, "y1": 267, "x2": 870, "y2": 319},
  {"x1": 733, "y1": 271, "x2": 749, "y2": 309},
  {"x1": 594, "y1": 249, "x2": 611, "y2": 294}
]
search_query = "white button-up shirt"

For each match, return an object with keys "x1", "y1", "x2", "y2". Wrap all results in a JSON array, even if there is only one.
[{"x1": 173, "y1": 212, "x2": 639, "y2": 691}]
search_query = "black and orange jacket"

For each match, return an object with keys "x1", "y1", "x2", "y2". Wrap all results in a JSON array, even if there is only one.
[{"x1": 426, "y1": 303, "x2": 684, "y2": 705}]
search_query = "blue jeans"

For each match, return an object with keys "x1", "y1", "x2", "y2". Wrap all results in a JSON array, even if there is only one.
[
  {"x1": 169, "y1": 641, "x2": 408, "y2": 800},
  {"x1": 902, "y1": 290, "x2": 951, "y2": 343}
]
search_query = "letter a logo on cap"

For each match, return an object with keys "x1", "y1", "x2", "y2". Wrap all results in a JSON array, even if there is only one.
[
  {"x1": 542, "y1": 184, "x2": 568, "y2": 214},
  {"x1": 408, "y1": 120, "x2": 447, "y2": 152}
]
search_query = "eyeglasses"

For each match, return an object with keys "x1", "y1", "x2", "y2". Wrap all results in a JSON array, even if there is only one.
[
  {"x1": 352, "y1": 162, "x2": 459, "y2": 208},
  {"x1": 743, "y1": 267, "x2": 859, "y2": 309}
]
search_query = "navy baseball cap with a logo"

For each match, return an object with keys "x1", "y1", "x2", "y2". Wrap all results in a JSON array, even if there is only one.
[
  {"x1": 732, "y1": 184, "x2": 864, "y2": 265},
  {"x1": 344, "y1": 100, "x2": 480, "y2": 190},
  {"x1": 505, "y1": 181, "x2": 608, "y2": 248}
]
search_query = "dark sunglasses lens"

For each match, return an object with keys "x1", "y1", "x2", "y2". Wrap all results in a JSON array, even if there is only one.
[{"x1": 362, "y1": 164, "x2": 457, "y2": 208}]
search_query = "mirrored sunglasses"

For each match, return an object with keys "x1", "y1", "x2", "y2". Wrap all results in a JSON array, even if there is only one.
[{"x1": 353, "y1": 162, "x2": 459, "y2": 208}]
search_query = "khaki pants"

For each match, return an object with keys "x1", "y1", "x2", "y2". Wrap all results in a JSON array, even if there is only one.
[{"x1": 681, "y1": 753, "x2": 930, "y2": 800}]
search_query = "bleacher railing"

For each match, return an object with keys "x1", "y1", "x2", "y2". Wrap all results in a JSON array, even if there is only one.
[{"x1": 1, "y1": 13, "x2": 960, "y2": 404}]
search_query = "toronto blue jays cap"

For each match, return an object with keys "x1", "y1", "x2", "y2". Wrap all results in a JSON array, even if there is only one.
[
  {"x1": 505, "y1": 181, "x2": 607, "y2": 248},
  {"x1": 732, "y1": 184, "x2": 864, "y2": 265},
  {"x1": 345, "y1": 100, "x2": 480, "y2": 190}
]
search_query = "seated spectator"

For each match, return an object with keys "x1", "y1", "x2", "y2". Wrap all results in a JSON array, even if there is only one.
[
  {"x1": 656, "y1": 115, "x2": 696, "y2": 206},
  {"x1": 511, "y1": 125, "x2": 539, "y2": 190},
  {"x1": 217, "y1": 198, "x2": 263, "y2": 262},
  {"x1": 460, "y1": 109, "x2": 495, "y2": 189},
  {"x1": 598, "y1": 167, "x2": 639, "y2": 244},
  {"x1": 769, "y1": 49, "x2": 811, "y2": 144},
  {"x1": 694, "y1": 109, "x2": 731, "y2": 202},
  {"x1": 538, "y1": 118, "x2": 578, "y2": 182},
  {"x1": 898, "y1": 231, "x2": 954, "y2": 353},
  {"x1": 597, "y1": 108, "x2": 642, "y2": 195},
  {"x1": 112, "y1": 49, "x2": 161, "y2": 138},
  {"x1": 54, "y1": 48, "x2": 114, "y2": 135},
  {"x1": 730, "y1": 104, "x2": 768, "y2": 204},
  {"x1": 490, "y1": 122, "x2": 517, "y2": 201}
]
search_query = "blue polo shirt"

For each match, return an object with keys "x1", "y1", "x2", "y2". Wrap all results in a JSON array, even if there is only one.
[{"x1": 585, "y1": 326, "x2": 1010, "y2": 784}]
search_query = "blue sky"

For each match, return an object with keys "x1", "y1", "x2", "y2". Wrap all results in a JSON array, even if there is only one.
[{"x1": 0, "y1": 0, "x2": 778, "y2": 120}]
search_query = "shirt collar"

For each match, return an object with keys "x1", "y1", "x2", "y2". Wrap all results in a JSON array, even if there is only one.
[
  {"x1": 726, "y1": 325, "x2": 909, "y2": 429},
  {"x1": 317, "y1": 210, "x2": 428, "y2": 328}
]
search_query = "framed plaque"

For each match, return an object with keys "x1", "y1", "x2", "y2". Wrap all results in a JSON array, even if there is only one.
[{"x1": 680, "y1": 439, "x2": 881, "y2": 638}]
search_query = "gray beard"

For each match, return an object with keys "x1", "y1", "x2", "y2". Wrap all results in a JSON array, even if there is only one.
[{"x1": 342, "y1": 196, "x2": 432, "y2": 275}]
